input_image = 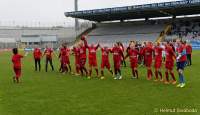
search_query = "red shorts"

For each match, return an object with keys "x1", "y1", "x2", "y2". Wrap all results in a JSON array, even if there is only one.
[
  {"x1": 80, "y1": 58, "x2": 86, "y2": 68},
  {"x1": 65, "y1": 57, "x2": 70, "y2": 64},
  {"x1": 145, "y1": 59, "x2": 152, "y2": 67},
  {"x1": 154, "y1": 60, "x2": 162, "y2": 69},
  {"x1": 114, "y1": 60, "x2": 121, "y2": 69},
  {"x1": 14, "y1": 68, "x2": 21, "y2": 78},
  {"x1": 101, "y1": 60, "x2": 111, "y2": 69},
  {"x1": 165, "y1": 61, "x2": 174, "y2": 70},
  {"x1": 130, "y1": 61, "x2": 138, "y2": 68},
  {"x1": 89, "y1": 59, "x2": 97, "y2": 67}
]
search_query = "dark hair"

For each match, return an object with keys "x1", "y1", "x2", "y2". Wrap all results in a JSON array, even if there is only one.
[
  {"x1": 12, "y1": 48, "x2": 18, "y2": 54},
  {"x1": 167, "y1": 41, "x2": 170, "y2": 44}
]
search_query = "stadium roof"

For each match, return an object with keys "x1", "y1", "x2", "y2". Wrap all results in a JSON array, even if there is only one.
[{"x1": 65, "y1": 0, "x2": 200, "y2": 22}]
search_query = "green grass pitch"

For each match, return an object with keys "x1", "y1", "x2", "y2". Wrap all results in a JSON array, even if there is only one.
[{"x1": 0, "y1": 50, "x2": 199, "y2": 115}]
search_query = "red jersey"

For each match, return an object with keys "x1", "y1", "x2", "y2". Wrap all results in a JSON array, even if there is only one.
[
  {"x1": 66, "y1": 48, "x2": 70, "y2": 57},
  {"x1": 165, "y1": 46, "x2": 175, "y2": 62},
  {"x1": 101, "y1": 48, "x2": 110, "y2": 61},
  {"x1": 112, "y1": 46, "x2": 123, "y2": 61},
  {"x1": 72, "y1": 47, "x2": 80, "y2": 63},
  {"x1": 186, "y1": 45, "x2": 192, "y2": 54},
  {"x1": 144, "y1": 46, "x2": 153, "y2": 60},
  {"x1": 72, "y1": 47, "x2": 80, "y2": 58},
  {"x1": 88, "y1": 46, "x2": 98, "y2": 60},
  {"x1": 44, "y1": 48, "x2": 53, "y2": 59},
  {"x1": 176, "y1": 44, "x2": 187, "y2": 62},
  {"x1": 79, "y1": 46, "x2": 87, "y2": 59},
  {"x1": 12, "y1": 54, "x2": 23, "y2": 69},
  {"x1": 33, "y1": 48, "x2": 42, "y2": 59},
  {"x1": 59, "y1": 48, "x2": 66, "y2": 59},
  {"x1": 154, "y1": 46, "x2": 163, "y2": 61},
  {"x1": 80, "y1": 39, "x2": 88, "y2": 59},
  {"x1": 127, "y1": 48, "x2": 139, "y2": 62},
  {"x1": 140, "y1": 47, "x2": 145, "y2": 56}
]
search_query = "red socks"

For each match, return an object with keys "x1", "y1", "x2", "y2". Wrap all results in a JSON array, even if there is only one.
[
  {"x1": 158, "y1": 71, "x2": 162, "y2": 79},
  {"x1": 89, "y1": 70, "x2": 92, "y2": 76},
  {"x1": 147, "y1": 69, "x2": 153, "y2": 79},
  {"x1": 155, "y1": 70, "x2": 159, "y2": 79},
  {"x1": 135, "y1": 70, "x2": 138, "y2": 79},
  {"x1": 132, "y1": 69, "x2": 135, "y2": 77},
  {"x1": 155, "y1": 70, "x2": 163, "y2": 79},
  {"x1": 165, "y1": 72, "x2": 169, "y2": 82},
  {"x1": 170, "y1": 72, "x2": 176, "y2": 81},
  {"x1": 95, "y1": 69, "x2": 98, "y2": 76}
]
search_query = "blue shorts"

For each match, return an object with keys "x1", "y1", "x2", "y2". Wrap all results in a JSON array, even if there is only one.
[{"x1": 176, "y1": 61, "x2": 186, "y2": 70}]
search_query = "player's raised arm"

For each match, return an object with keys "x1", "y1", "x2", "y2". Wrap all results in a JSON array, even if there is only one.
[
  {"x1": 124, "y1": 52, "x2": 129, "y2": 60},
  {"x1": 81, "y1": 35, "x2": 89, "y2": 48},
  {"x1": 95, "y1": 43, "x2": 100, "y2": 50}
]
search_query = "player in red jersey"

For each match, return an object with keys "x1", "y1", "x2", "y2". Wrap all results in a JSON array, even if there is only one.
[
  {"x1": 72, "y1": 44, "x2": 80, "y2": 76},
  {"x1": 33, "y1": 46, "x2": 42, "y2": 71},
  {"x1": 139, "y1": 42, "x2": 145, "y2": 66},
  {"x1": 185, "y1": 42, "x2": 192, "y2": 66},
  {"x1": 164, "y1": 42, "x2": 176, "y2": 84},
  {"x1": 43, "y1": 46, "x2": 54, "y2": 72},
  {"x1": 79, "y1": 36, "x2": 88, "y2": 76},
  {"x1": 143, "y1": 41, "x2": 154, "y2": 80},
  {"x1": 88, "y1": 43, "x2": 100, "y2": 78},
  {"x1": 125, "y1": 41, "x2": 140, "y2": 79},
  {"x1": 12, "y1": 48, "x2": 24, "y2": 83},
  {"x1": 153, "y1": 42, "x2": 163, "y2": 81},
  {"x1": 65, "y1": 45, "x2": 72, "y2": 73},
  {"x1": 100, "y1": 45, "x2": 113, "y2": 79},
  {"x1": 118, "y1": 42, "x2": 126, "y2": 67},
  {"x1": 59, "y1": 44, "x2": 68, "y2": 73},
  {"x1": 111, "y1": 43, "x2": 124, "y2": 80},
  {"x1": 84, "y1": 40, "x2": 100, "y2": 78}
]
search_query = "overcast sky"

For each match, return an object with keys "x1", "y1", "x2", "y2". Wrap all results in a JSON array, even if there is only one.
[{"x1": 0, "y1": 0, "x2": 178, "y2": 26}]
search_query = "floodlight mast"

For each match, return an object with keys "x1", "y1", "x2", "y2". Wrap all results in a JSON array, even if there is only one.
[{"x1": 75, "y1": 0, "x2": 79, "y2": 31}]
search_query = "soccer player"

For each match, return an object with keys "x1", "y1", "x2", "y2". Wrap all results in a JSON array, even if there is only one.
[
  {"x1": 72, "y1": 44, "x2": 80, "y2": 76},
  {"x1": 111, "y1": 43, "x2": 124, "y2": 80},
  {"x1": 154, "y1": 42, "x2": 163, "y2": 81},
  {"x1": 139, "y1": 42, "x2": 146, "y2": 66},
  {"x1": 143, "y1": 41, "x2": 154, "y2": 80},
  {"x1": 59, "y1": 44, "x2": 68, "y2": 73},
  {"x1": 12, "y1": 48, "x2": 24, "y2": 83},
  {"x1": 186, "y1": 42, "x2": 192, "y2": 66},
  {"x1": 86, "y1": 42, "x2": 100, "y2": 79},
  {"x1": 118, "y1": 42, "x2": 126, "y2": 67},
  {"x1": 33, "y1": 46, "x2": 42, "y2": 71},
  {"x1": 125, "y1": 41, "x2": 139, "y2": 79},
  {"x1": 65, "y1": 45, "x2": 72, "y2": 73},
  {"x1": 176, "y1": 39, "x2": 187, "y2": 88},
  {"x1": 100, "y1": 45, "x2": 113, "y2": 79},
  {"x1": 43, "y1": 46, "x2": 54, "y2": 72},
  {"x1": 164, "y1": 42, "x2": 176, "y2": 84},
  {"x1": 161, "y1": 42, "x2": 166, "y2": 62},
  {"x1": 79, "y1": 36, "x2": 88, "y2": 76}
]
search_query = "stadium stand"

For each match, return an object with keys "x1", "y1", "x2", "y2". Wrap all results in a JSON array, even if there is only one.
[
  {"x1": 0, "y1": 38, "x2": 16, "y2": 48},
  {"x1": 65, "y1": 0, "x2": 200, "y2": 49},
  {"x1": 87, "y1": 21, "x2": 165, "y2": 45},
  {"x1": 0, "y1": 26, "x2": 91, "y2": 48},
  {"x1": 165, "y1": 17, "x2": 200, "y2": 49}
]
